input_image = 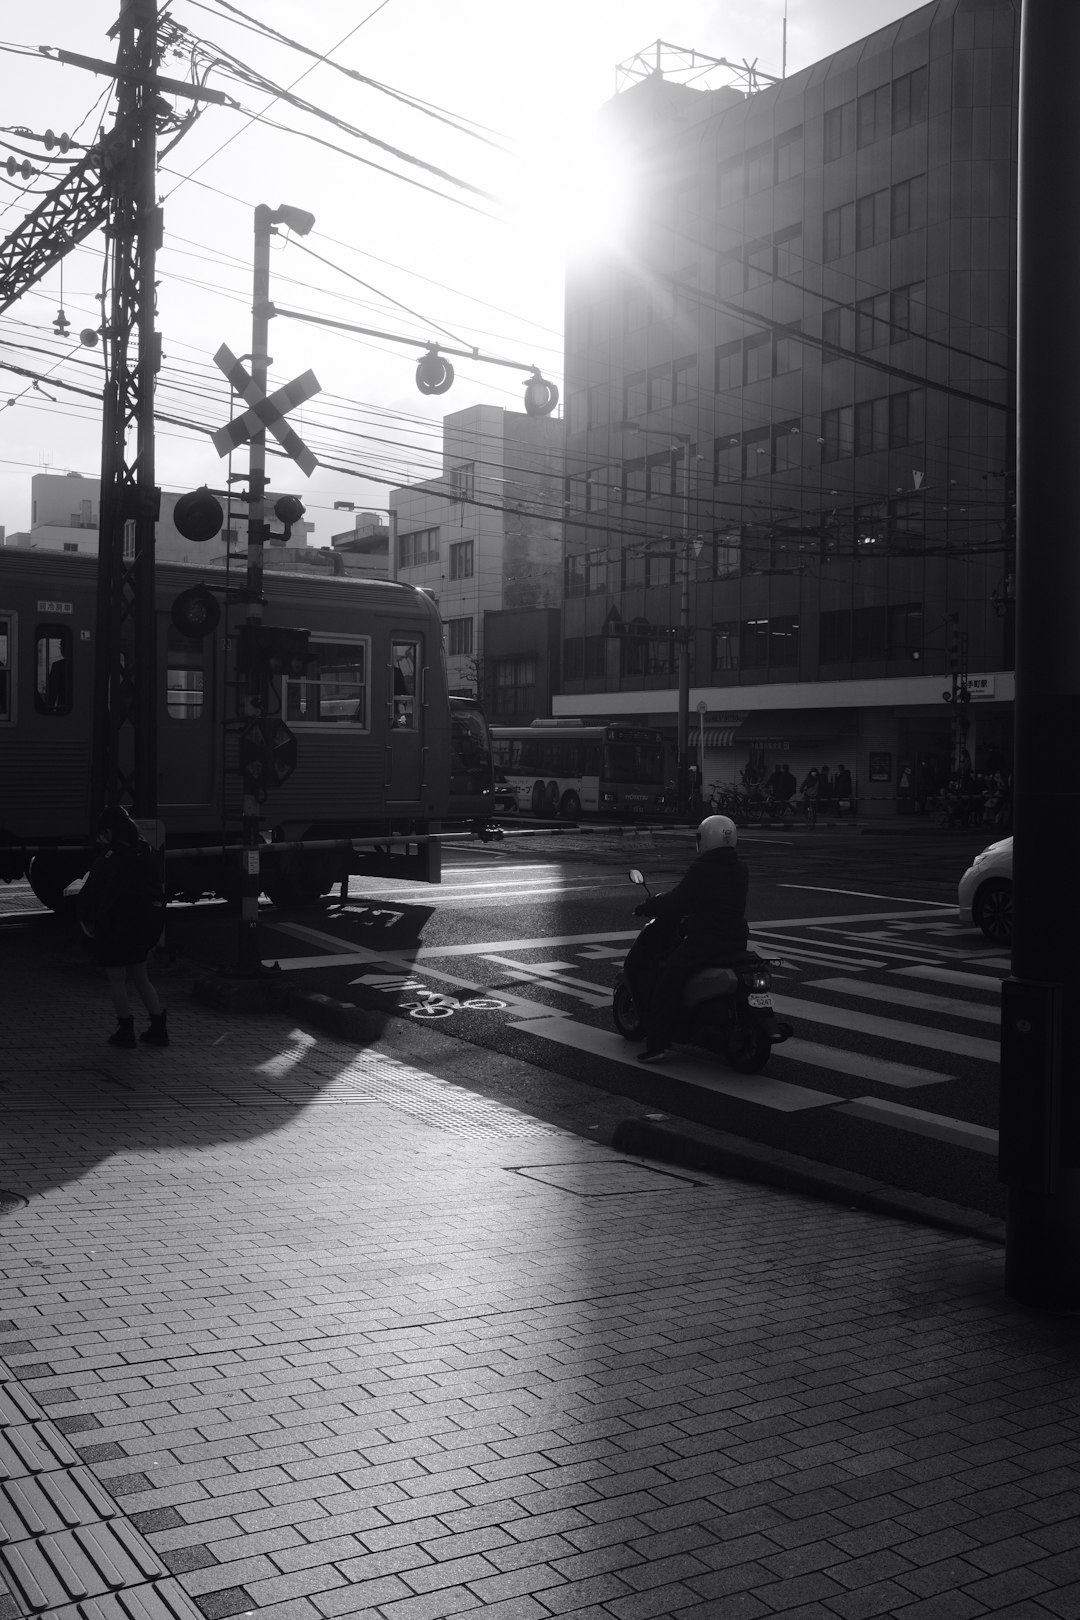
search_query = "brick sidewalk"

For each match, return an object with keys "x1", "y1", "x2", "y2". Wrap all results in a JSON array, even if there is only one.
[{"x1": 2, "y1": 920, "x2": 1080, "y2": 1618}]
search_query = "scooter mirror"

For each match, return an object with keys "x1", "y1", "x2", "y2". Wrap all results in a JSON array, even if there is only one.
[{"x1": 629, "y1": 868, "x2": 645, "y2": 885}]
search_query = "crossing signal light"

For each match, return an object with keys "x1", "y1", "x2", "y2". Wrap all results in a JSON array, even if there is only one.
[
  {"x1": 174, "y1": 486, "x2": 224, "y2": 543},
  {"x1": 240, "y1": 624, "x2": 314, "y2": 679},
  {"x1": 946, "y1": 612, "x2": 962, "y2": 672}
]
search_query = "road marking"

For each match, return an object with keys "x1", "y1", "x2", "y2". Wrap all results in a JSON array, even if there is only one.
[
  {"x1": 751, "y1": 929, "x2": 890, "y2": 969},
  {"x1": 805, "y1": 976, "x2": 1000, "y2": 1025},
  {"x1": 264, "y1": 951, "x2": 379, "y2": 971},
  {"x1": 894, "y1": 965, "x2": 1007, "y2": 993},
  {"x1": 774, "y1": 1038, "x2": 954, "y2": 1088},
  {"x1": 837, "y1": 1096, "x2": 998, "y2": 1155},
  {"x1": 773, "y1": 994, "x2": 998, "y2": 1061},
  {"x1": 480, "y1": 955, "x2": 611, "y2": 1008},
  {"x1": 779, "y1": 885, "x2": 953, "y2": 907},
  {"x1": 417, "y1": 931, "x2": 638, "y2": 958},
  {"x1": 509, "y1": 1017, "x2": 842, "y2": 1111}
]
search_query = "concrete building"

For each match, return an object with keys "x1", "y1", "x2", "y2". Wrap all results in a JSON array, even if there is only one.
[
  {"x1": 558, "y1": 0, "x2": 1017, "y2": 814},
  {"x1": 4, "y1": 471, "x2": 316, "y2": 565},
  {"x1": 329, "y1": 509, "x2": 390, "y2": 578},
  {"x1": 390, "y1": 405, "x2": 563, "y2": 706}
]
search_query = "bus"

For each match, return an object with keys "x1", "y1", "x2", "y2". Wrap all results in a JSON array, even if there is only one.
[
  {"x1": 448, "y1": 695, "x2": 494, "y2": 823},
  {"x1": 490, "y1": 720, "x2": 675, "y2": 819},
  {"x1": 0, "y1": 549, "x2": 456, "y2": 909}
]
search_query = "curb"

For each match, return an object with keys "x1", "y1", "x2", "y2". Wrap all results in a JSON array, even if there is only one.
[
  {"x1": 611, "y1": 1116, "x2": 1004, "y2": 1244},
  {"x1": 191, "y1": 971, "x2": 370, "y2": 1041}
]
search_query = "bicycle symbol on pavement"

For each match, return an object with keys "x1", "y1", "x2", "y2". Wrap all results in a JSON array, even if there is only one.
[{"x1": 402, "y1": 991, "x2": 508, "y2": 1020}]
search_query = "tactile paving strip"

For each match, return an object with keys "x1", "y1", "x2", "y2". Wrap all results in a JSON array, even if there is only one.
[{"x1": 0, "y1": 1359, "x2": 202, "y2": 1620}]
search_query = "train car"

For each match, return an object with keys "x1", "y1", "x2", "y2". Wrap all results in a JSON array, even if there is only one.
[{"x1": 0, "y1": 548, "x2": 454, "y2": 909}]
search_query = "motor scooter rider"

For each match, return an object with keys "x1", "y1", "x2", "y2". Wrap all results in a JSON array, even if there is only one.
[{"x1": 634, "y1": 815, "x2": 749, "y2": 1062}]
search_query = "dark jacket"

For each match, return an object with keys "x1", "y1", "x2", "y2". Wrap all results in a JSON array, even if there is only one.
[
  {"x1": 78, "y1": 840, "x2": 164, "y2": 967},
  {"x1": 642, "y1": 846, "x2": 749, "y2": 952}
]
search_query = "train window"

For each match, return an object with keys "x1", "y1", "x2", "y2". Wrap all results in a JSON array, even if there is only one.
[
  {"x1": 285, "y1": 639, "x2": 368, "y2": 725},
  {"x1": 391, "y1": 640, "x2": 417, "y2": 729},
  {"x1": 0, "y1": 615, "x2": 10, "y2": 721},
  {"x1": 166, "y1": 628, "x2": 205, "y2": 720},
  {"x1": 34, "y1": 625, "x2": 73, "y2": 716}
]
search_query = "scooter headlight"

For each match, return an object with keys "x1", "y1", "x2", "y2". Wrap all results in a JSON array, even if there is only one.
[{"x1": 746, "y1": 970, "x2": 771, "y2": 991}]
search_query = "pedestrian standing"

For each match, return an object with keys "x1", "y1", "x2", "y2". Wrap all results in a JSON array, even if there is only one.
[{"x1": 78, "y1": 805, "x2": 169, "y2": 1047}]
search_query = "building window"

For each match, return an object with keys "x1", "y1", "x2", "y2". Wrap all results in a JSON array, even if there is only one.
[
  {"x1": 743, "y1": 332, "x2": 771, "y2": 385},
  {"x1": 493, "y1": 656, "x2": 536, "y2": 717},
  {"x1": 889, "y1": 389, "x2": 925, "y2": 448},
  {"x1": 673, "y1": 357, "x2": 697, "y2": 404},
  {"x1": 586, "y1": 549, "x2": 607, "y2": 592},
  {"x1": 715, "y1": 340, "x2": 742, "y2": 392},
  {"x1": 856, "y1": 189, "x2": 889, "y2": 249},
  {"x1": 821, "y1": 405, "x2": 854, "y2": 462},
  {"x1": 744, "y1": 427, "x2": 771, "y2": 477},
  {"x1": 772, "y1": 421, "x2": 802, "y2": 473},
  {"x1": 891, "y1": 174, "x2": 926, "y2": 237},
  {"x1": 712, "y1": 623, "x2": 739, "y2": 671},
  {"x1": 892, "y1": 66, "x2": 928, "y2": 133},
  {"x1": 853, "y1": 606, "x2": 888, "y2": 660},
  {"x1": 583, "y1": 635, "x2": 606, "y2": 678},
  {"x1": 714, "y1": 437, "x2": 742, "y2": 484},
  {"x1": 284, "y1": 639, "x2": 368, "y2": 726},
  {"x1": 647, "y1": 365, "x2": 672, "y2": 412},
  {"x1": 740, "y1": 618, "x2": 770, "y2": 667},
  {"x1": 622, "y1": 372, "x2": 647, "y2": 420},
  {"x1": 565, "y1": 555, "x2": 586, "y2": 596},
  {"x1": 717, "y1": 154, "x2": 742, "y2": 207},
  {"x1": 645, "y1": 552, "x2": 673, "y2": 588},
  {"x1": 824, "y1": 102, "x2": 854, "y2": 162},
  {"x1": 888, "y1": 602, "x2": 924, "y2": 657},
  {"x1": 647, "y1": 453, "x2": 673, "y2": 501},
  {"x1": 745, "y1": 141, "x2": 772, "y2": 196},
  {"x1": 824, "y1": 203, "x2": 854, "y2": 260},
  {"x1": 446, "y1": 617, "x2": 473, "y2": 657},
  {"x1": 819, "y1": 609, "x2": 852, "y2": 662},
  {"x1": 63, "y1": 542, "x2": 79, "y2": 552},
  {"x1": 623, "y1": 460, "x2": 647, "y2": 504},
  {"x1": 34, "y1": 625, "x2": 74, "y2": 716},
  {"x1": 712, "y1": 533, "x2": 741, "y2": 580},
  {"x1": 857, "y1": 85, "x2": 889, "y2": 148},
  {"x1": 890, "y1": 281, "x2": 926, "y2": 340},
  {"x1": 775, "y1": 126, "x2": 804, "y2": 183},
  {"x1": 398, "y1": 526, "x2": 439, "y2": 568},
  {"x1": 855, "y1": 503, "x2": 888, "y2": 549},
  {"x1": 774, "y1": 224, "x2": 802, "y2": 279},
  {"x1": 587, "y1": 385, "x2": 608, "y2": 428},
  {"x1": 822, "y1": 305, "x2": 851, "y2": 354},
  {"x1": 854, "y1": 397, "x2": 889, "y2": 455},
  {"x1": 449, "y1": 540, "x2": 474, "y2": 580},
  {"x1": 775, "y1": 328, "x2": 802, "y2": 375},
  {"x1": 745, "y1": 239, "x2": 772, "y2": 288},
  {"x1": 855, "y1": 293, "x2": 891, "y2": 351},
  {"x1": 717, "y1": 252, "x2": 744, "y2": 297},
  {"x1": 624, "y1": 285, "x2": 650, "y2": 333},
  {"x1": 585, "y1": 469, "x2": 609, "y2": 512}
]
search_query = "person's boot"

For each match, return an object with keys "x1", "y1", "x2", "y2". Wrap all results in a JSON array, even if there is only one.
[
  {"x1": 139, "y1": 1011, "x2": 169, "y2": 1047},
  {"x1": 108, "y1": 1016, "x2": 136, "y2": 1048}
]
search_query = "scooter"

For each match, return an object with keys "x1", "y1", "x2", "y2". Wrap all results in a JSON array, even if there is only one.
[{"x1": 611, "y1": 868, "x2": 792, "y2": 1074}]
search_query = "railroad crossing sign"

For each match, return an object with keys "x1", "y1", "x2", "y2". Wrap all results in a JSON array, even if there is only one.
[{"x1": 211, "y1": 343, "x2": 320, "y2": 476}]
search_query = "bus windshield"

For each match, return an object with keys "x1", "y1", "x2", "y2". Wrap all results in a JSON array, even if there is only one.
[{"x1": 602, "y1": 742, "x2": 666, "y2": 786}]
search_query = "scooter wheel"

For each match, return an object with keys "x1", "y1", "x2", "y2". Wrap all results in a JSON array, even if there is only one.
[
  {"x1": 612, "y1": 980, "x2": 645, "y2": 1041},
  {"x1": 726, "y1": 1017, "x2": 772, "y2": 1074}
]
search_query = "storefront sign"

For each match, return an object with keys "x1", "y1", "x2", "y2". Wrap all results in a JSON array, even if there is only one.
[{"x1": 869, "y1": 752, "x2": 892, "y2": 782}]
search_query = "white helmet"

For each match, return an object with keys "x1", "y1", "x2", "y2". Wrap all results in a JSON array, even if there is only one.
[{"x1": 696, "y1": 814, "x2": 737, "y2": 852}]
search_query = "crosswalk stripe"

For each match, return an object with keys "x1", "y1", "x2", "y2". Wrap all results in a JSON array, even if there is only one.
[
  {"x1": 509, "y1": 1017, "x2": 842, "y2": 1111},
  {"x1": 773, "y1": 1038, "x2": 953, "y2": 1088},
  {"x1": 837, "y1": 1096, "x2": 998, "y2": 1155},
  {"x1": 772, "y1": 994, "x2": 998, "y2": 1060},
  {"x1": 894, "y1": 965, "x2": 1006, "y2": 993},
  {"x1": 805, "y1": 976, "x2": 1000, "y2": 1024}
]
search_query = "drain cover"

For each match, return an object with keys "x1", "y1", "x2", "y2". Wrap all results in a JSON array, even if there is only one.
[{"x1": 511, "y1": 1160, "x2": 701, "y2": 1196}]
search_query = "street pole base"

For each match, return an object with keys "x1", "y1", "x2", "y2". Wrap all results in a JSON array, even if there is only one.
[{"x1": 1005, "y1": 1175, "x2": 1080, "y2": 1311}]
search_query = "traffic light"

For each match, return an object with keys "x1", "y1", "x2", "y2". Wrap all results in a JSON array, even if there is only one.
[
  {"x1": 269, "y1": 493, "x2": 305, "y2": 546},
  {"x1": 946, "y1": 612, "x2": 962, "y2": 672},
  {"x1": 173, "y1": 486, "x2": 224, "y2": 543},
  {"x1": 170, "y1": 583, "x2": 221, "y2": 639},
  {"x1": 523, "y1": 371, "x2": 560, "y2": 416},
  {"x1": 416, "y1": 347, "x2": 454, "y2": 395},
  {"x1": 239, "y1": 624, "x2": 314, "y2": 679}
]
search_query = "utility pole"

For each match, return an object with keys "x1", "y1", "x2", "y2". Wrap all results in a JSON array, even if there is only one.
[
  {"x1": 998, "y1": 0, "x2": 1080, "y2": 1307},
  {"x1": 90, "y1": 0, "x2": 162, "y2": 824}
]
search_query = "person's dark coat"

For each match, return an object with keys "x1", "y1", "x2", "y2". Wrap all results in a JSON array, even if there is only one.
[
  {"x1": 640, "y1": 846, "x2": 749, "y2": 954},
  {"x1": 78, "y1": 839, "x2": 164, "y2": 967}
]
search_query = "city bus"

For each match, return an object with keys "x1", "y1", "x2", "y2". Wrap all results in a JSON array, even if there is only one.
[{"x1": 490, "y1": 720, "x2": 674, "y2": 819}]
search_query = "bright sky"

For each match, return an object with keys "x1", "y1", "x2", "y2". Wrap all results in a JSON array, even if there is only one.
[{"x1": 0, "y1": 0, "x2": 917, "y2": 545}]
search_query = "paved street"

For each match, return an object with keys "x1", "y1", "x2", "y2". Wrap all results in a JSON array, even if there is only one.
[{"x1": 6, "y1": 843, "x2": 1080, "y2": 1620}]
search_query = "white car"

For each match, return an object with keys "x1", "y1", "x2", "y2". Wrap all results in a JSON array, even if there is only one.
[{"x1": 958, "y1": 835, "x2": 1013, "y2": 944}]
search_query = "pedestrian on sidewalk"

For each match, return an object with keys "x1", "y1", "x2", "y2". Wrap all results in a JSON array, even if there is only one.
[{"x1": 78, "y1": 805, "x2": 169, "y2": 1048}]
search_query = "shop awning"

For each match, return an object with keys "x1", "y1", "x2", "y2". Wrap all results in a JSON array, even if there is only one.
[{"x1": 701, "y1": 727, "x2": 739, "y2": 748}]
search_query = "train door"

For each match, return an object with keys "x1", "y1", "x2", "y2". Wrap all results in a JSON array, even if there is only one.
[
  {"x1": 386, "y1": 634, "x2": 424, "y2": 804},
  {"x1": 158, "y1": 619, "x2": 217, "y2": 807}
]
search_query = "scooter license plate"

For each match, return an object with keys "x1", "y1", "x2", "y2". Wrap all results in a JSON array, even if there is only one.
[{"x1": 747, "y1": 992, "x2": 773, "y2": 1009}]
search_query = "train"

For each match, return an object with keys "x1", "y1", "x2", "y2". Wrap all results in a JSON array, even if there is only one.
[{"x1": 0, "y1": 548, "x2": 492, "y2": 910}]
